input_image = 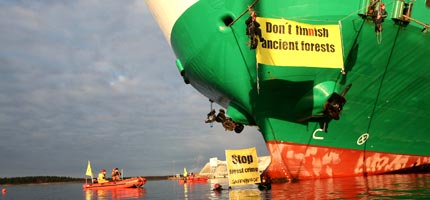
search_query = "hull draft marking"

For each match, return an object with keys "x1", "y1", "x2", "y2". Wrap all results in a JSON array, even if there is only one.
[
  {"x1": 312, "y1": 128, "x2": 325, "y2": 140},
  {"x1": 357, "y1": 133, "x2": 370, "y2": 145}
]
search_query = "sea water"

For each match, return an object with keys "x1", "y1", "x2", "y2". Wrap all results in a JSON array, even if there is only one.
[{"x1": 1, "y1": 174, "x2": 430, "y2": 200}]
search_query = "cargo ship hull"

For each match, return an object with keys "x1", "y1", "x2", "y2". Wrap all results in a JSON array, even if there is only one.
[{"x1": 146, "y1": 0, "x2": 430, "y2": 181}]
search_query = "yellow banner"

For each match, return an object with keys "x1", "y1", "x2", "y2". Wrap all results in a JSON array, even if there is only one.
[
  {"x1": 225, "y1": 147, "x2": 260, "y2": 186},
  {"x1": 256, "y1": 17, "x2": 344, "y2": 69}
]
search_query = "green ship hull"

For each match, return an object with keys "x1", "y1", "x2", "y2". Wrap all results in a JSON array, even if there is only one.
[{"x1": 146, "y1": 0, "x2": 430, "y2": 181}]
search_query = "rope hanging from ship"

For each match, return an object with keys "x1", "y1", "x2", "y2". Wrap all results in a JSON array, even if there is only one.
[
  {"x1": 366, "y1": 26, "x2": 402, "y2": 139},
  {"x1": 226, "y1": 0, "x2": 264, "y2": 95},
  {"x1": 232, "y1": 2, "x2": 295, "y2": 178},
  {"x1": 228, "y1": 0, "x2": 260, "y2": 27},
  {"x1": 226, "y1": 2, "x2": 296, "y2": 181},
  {"x1": 264, "y1": 117, "x2": 295, "y2": 182}
]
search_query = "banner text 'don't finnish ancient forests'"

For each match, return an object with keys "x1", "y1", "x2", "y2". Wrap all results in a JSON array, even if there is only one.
[{"x1": 256, "y1": 17, "x2": 344, "y2": 69}]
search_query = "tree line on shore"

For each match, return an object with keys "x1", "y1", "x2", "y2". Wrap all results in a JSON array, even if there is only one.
[{"x1": 0, "y1": 176, "x2": 83, "y2": 185}]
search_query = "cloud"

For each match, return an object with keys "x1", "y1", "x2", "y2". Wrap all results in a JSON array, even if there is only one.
[{"x1": 0, "y1": 0, "x2": 268, "y2": 177}]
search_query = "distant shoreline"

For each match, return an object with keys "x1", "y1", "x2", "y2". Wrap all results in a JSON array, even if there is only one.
[{"x1": 0, "y1": 175, "x2": 176, "y2": 185}]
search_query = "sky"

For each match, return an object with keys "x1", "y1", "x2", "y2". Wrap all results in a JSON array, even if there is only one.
[{"x1": 0, "y1": 0, "x2": 268, "y2": 178}]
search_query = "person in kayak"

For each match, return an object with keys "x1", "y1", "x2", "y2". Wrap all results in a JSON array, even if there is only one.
[
  {"x1": 112, "y1": 168, "x2": 122, "y2": 181},
  {"x1": 97, "y1": 169, "x2": 109, "y2": 183}
]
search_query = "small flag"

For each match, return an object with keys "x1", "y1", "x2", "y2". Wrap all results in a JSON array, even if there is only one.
[
  {"x1": 183, "y1": 167, "x2": 188, "y2": 177},
  {"x1": 86, "y1": 160, "x2": 93, "y2": 179}
]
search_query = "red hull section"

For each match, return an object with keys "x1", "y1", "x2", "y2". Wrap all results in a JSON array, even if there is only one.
[
  {"x1": 83, "y1": 177, "x2": 146, "y2": 190},
  {"x1": 265, "y1": 142, "x2": 430, "y2": 181}
]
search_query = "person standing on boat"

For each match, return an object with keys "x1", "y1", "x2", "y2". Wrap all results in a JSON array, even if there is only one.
[
  {"x1": 111, "y1": 168, "x2": 122, "y2": 181},
  {"x1": 97, "y1": 169, "x2": 109, "y2": 183}
]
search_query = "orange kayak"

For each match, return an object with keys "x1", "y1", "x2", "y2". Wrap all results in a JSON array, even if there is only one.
[
  {"x1": 178, "y1": 176, "x2": 208, "y2": 184},
  {"x1": 83, "y1": 177, "x2": 146, "y2": 190}
]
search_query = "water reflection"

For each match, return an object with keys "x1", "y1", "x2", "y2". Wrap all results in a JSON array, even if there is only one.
[
  {"x1": 182, "y1": 180, "x2": 212, "y2": 200},
  {"x1": 229, "y1": 189, "x2": 262, "y2": 200},
  {"x1": 184, "y1": 183, "x2": 188, "y2": 200},
  {"x1": 84, "y1": 187, "x2": 146, "y2": 200},
  {"x1": 269, "y1": 174, "x2": 430, "y2": 199},
  {"x1": 1, "y1": 174, "x2": 429, "y2": 199}
]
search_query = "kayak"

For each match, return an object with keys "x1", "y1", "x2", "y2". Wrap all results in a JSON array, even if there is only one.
[
  {"x1": 178, "y1": 176, "x2": 208, "y2": 184},
  {"x1": 83, "y1": 177, "x2": 146, "y2": 190}
]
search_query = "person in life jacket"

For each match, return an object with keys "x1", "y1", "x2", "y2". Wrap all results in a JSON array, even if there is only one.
[
  {"x1": 213, "y1": 183, "x2": 223, "y2": 191},
  {"x1": 97, "y1": 169, "x2": 109, "y2": 183},
  {"x1": 257, "y1": 174, "x2": 272, "y2": 191},
  {"x1": 212, "y1": 183, "x2": 231, "y2": 192},
  {"x1": 222, "y1": 118, "x2": 236, "y2": 131},
  {"x1": 215, "y1": 109, "x2": 226, "y2": 123},
  {"x1": 214, "y1": 109, "x2": 235, "y2": 131},
  {"x1": 205, "y1": 109, "x2": 216, "y2": 123},
  {"x1": 373, "y1": 3, "x2": 388, "y2": 33},
  {"x1": 245, "y1": 7, "x2": 264, "y2": 49},
  {"x1": 111, "y1": 168, "x2": 121, "y2": 181}
]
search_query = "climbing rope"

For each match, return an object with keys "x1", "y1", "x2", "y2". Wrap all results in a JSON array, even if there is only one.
[
  {"x1": 265, "y1": 118, "x2": 294, "y2": 182},
  {"x1": 256, "y1": 64, "x2": 260, "y2": 94},
  {"x1": 377, "y1": 31, "x2": 383, "y2": 44},
  {"x1": 206, "y1": 100, "x2": 215, "y2": 128},
  {"x1": 366, "y1": 26, "x2": 401, "y2": 136},
  {"x1": 228, "y1": 0, "x2": 263, "y2": 96},
  {"x1": 228, "y1": 0, "x2": 260, "y2": 27}
]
